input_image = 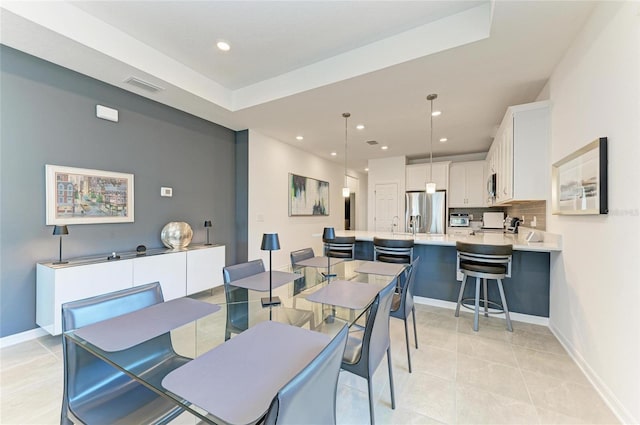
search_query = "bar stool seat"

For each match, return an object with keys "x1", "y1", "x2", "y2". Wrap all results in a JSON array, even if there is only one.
[
  {"x1": 455, "y1": 241, "x2": 513, "y2": 332},
  {"x1": 373, "y1": 237, "x2": 414, "y2": 264},
  {"x1": 323, "y1": 236, "x2": 356, "y2": 259}
]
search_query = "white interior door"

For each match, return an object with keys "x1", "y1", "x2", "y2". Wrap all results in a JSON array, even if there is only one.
[{"x1": 374, "y1": 183, "x2": 398, "y2": 232}]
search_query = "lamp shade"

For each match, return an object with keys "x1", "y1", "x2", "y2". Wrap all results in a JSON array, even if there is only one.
[
  {"x1": 322, "y1": 227, "x2": 336, "y2": 241},
  {"x1": 53, "y1": 225, "x2": 69, "y2": 236},
  {"x1": 204, "y1": 220, "x2": 212, "y2": 227},
  {"x1": 261, "y1": 233, "x2": 280, "y2": 251}
]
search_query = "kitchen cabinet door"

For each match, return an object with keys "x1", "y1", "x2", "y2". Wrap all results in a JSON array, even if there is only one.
[
  {"x1": 405, "y1": 164, "x2": 427, "y2": 191},
  {"x1": 449, "y1": 161, "x2": 485, "y2": 207}
]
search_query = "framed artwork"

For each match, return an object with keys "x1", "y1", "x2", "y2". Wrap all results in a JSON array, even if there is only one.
[
  {"x1": 552, "y1": 137, "x2": 608, "y2": 215},
  {"x1": 45, "y1": 165, "x2": 134, "y2": 225},
  {"x1": 289, "y1": 173, "x2": 329, "y2": 216}
]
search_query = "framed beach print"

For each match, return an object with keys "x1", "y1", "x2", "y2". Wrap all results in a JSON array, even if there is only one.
[
  {"x1": 45, "y1": 165, "x2": 134, "y2": 225},
  {"x1": 289, "y1": 173, "x2": 329, "y2": 216},
  {"x1": 551, "y1": 137, "x2": 608, "y2": 215}
]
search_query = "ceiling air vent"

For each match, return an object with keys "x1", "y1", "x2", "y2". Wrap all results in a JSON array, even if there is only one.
[
  {"x1": 124, "y1": 77, "x2": 164, "y2": 93},
  {"x1": 366, "y1": 140, "x2": 378, "y2": 145}
]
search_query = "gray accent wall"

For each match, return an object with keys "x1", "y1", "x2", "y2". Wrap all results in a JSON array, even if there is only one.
[
  {"x1": 235, "y1": 130, "x2": 249, "y2": 263},
  {"x1": 0, "y1": 46, "x2": 240, "y2": 337}
]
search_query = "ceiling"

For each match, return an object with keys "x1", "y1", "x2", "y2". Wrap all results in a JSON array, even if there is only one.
[{"x1": 1, "y1": 1, "x2": 596, "y2": 172}]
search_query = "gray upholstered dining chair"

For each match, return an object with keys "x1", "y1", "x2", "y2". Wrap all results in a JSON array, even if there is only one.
[
  {"x1": 390, "y1": 256, "x2": 420, "y2": 373},
  {"x1": 61, "y1": 282, "x2": 190, "y2": 425},
  {"x1": 340, "y1": 281, "x2": 396, "y2": 425},
  {"x1": 262, "y1": 324, "x2": 349, "y2": 425},
  {"x1": 290, "y1": 247, "x2": 315, "y2": 265},
  {"x1": 223, "y1": 260, "x2": 315, "y2": 339}
]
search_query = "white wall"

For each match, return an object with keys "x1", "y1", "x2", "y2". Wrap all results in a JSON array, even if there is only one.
[
  {"x1": 546, "y1": 2, "x2": 640, "y2": 423},
  {"x1": 248, "y1": 130, "x2": 365, "y2": 269}
]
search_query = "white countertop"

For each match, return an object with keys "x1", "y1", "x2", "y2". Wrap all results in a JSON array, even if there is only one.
[{"x1": 337, "y1": 229, "x2": 561, "y2": 252}]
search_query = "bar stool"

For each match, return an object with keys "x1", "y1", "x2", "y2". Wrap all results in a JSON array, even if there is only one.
[
  {"x1": 323, "y1": 236, "x2": 356, "y2": 259},
  {"x1": 454, "y1": 241, "x2": 513, "y2": 332},
  {"x1": 373, "y1": 237, "x2": 414, "y2": 264}
]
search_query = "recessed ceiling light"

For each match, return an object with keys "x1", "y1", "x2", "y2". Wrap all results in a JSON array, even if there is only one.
[
  {"x1": 356, "y1": 124, "x2": 365, "y2": 130},
  {"x1": 216, "y1": 40, "x2": 231, "y2": 52},
  {"x1": 296, "y1": 136, "x2": 304, "y2": 141},
  {"x1": 431, "y1": 110, "x2": 442, "y2": 117},
  {"x1": 364, "y1": 168, "x2": 369, "y2": 172},
  {"x1": 439, "y1": 137, "x2": 448, "y2": 142},
  {"x1": 381, "y1": 146, "x2": 388, "y2": 150},
  {"x1": 330, "y1": 152, "x2": 337, "y2": 156}
]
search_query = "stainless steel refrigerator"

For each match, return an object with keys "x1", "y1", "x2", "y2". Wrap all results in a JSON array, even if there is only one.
[{"x1": 405, "y1": 190, "x2": 446, "y2": 234}]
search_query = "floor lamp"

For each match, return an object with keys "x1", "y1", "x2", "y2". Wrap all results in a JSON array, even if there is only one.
[{"x1": 261, "y1": 233, "x2": 281, "y2": 307}]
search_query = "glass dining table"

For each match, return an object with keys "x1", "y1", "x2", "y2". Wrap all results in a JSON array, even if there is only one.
[{"x1": 63, "y1": 258, "x2": 406, "y2": 424}]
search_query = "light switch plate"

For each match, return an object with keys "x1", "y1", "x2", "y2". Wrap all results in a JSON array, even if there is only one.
[{"x1": 161, "y1": 187, "x2": 173, "y2": 197}]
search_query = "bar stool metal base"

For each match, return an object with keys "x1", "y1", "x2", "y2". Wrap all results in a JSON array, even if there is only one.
[{"x1": 455, "y1": 273, "x2": 513, "y2": 332}]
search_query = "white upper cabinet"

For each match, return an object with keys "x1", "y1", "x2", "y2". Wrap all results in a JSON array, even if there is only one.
[
  {"x1": 405, "y1": 162, "x2": 450, "y2": 192},
  {"x1": 487, "y1": 101, "x2": 550, "y2": 205},
  {"x1": 449, "y1": 161, "x2": 486, "y2": 207}
]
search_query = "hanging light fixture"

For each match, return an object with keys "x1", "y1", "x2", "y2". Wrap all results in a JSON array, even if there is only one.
[
  {"x1": 342, "y1": 112, "x2": 351, "y2": 198},
  {"x1": 426, "y1": 94, "x2": 438, "y2": 194}
]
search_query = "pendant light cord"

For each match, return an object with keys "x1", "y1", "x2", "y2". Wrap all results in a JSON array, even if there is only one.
[
  {"x1": 427, "y1": 94, "x2": 438, "y2": 184},
  {"x1": 343, "y1": 112, "x2": 350, "y2": 188}
]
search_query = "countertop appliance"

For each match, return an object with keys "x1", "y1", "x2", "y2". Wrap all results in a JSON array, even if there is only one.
[
  {"x1": 449, "y1": 213, "x2": 470, "y2": 227},
  {"x1": 482, "y1": 212, "x2": 505, "y2": 229},
  {"x1": 487, "y1": 173, "x2": 497, "y2": 200},
  {"x1": 405, "y1": 190, "x2": 446, "y2": 234},
  {"x1": 505, "y1": 216, "x2": 522, "y2": 234}
]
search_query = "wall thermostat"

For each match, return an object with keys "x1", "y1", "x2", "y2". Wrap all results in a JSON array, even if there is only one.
[{"x1": 161, "y1": 187, "x2": 173, "y2": 197}]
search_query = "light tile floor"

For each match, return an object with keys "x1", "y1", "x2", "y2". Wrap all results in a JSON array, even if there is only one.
[{"x1": 0, "y1": 302, "x2": 619, "y2": 424}]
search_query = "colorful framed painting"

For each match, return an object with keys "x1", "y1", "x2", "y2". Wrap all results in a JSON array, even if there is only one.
[
  {"x1": 551, "y1": 137, "x2": 608, "y2": 215},
  {"x1": 289, "y1": 173, "x2": 329, "y2": 216},
  {"x1": 45, "y1": 165, "x2": 134, "y2": 225}
]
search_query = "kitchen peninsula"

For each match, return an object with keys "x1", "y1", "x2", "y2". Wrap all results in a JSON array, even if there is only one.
[{"x1": 339, "y1": 230, "x2": 561, "y2": 320}]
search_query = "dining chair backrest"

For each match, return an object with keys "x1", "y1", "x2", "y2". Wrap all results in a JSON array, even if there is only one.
[
  {"x1": 365, "y1": 281, "x2": 396, "y2": 373},
  {"x1": 263, "y1": 324, "x2": 349, "y2": 425},
  {"x1": 290, "y1": 248, "x2": 315, "y2": 265},
  {"x1": 61, "y1": 282, "x2": 184, "y2": 425},
  {"x1": 395, "y1": 257, "x2": 419, "y2": 318},
  {"x1": 223, "y1": 259, "x2": 266, "y2": 284},
  {"x1": 222, "y1": 260, "x2": 266, "y2": 340}
]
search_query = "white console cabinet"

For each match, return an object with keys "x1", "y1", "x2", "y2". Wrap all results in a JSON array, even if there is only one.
[{"x1": 36, "y1": 244, "x2": 225, "y2": 335}]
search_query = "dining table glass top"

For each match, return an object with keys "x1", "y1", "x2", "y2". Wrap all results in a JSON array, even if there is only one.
[{"x1": 63, "y1": 259, "x2": 405, "y2": 424}]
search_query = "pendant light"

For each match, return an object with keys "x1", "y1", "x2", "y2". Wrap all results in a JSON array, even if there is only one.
[
  {"x1": 342, "y1": 112, "x2": 351, "y2": 198},
  {"x1": 426, "y1": 94, "x2": 438, "y2": 194}
]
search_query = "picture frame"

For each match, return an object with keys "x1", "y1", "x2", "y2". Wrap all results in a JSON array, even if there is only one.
[
  {"x1": 289, "y1": 173, "x2": 329, "y2": 216},
  {"x1": 551, "y1": 137, "x2": 607, "y2": 215},
  {"x1": 45, "y1": 165, "x2": 134, "y2": 225}
]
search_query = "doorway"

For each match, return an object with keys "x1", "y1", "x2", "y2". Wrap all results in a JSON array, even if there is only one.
[{"x1": 345, "y1": 193, "x2": 356, "y2": 230}]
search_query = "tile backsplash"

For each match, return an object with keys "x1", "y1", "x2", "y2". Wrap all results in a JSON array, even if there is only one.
[
  {"x1": 449, "y1": 201, "x2": 546, "y2": 230},
  {"x1": 505, "y1": 201, "x2": 546, "y2": 230}
]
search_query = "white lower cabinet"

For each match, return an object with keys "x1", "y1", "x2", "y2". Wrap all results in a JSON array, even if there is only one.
[
  {"x1": 186, "y1": 245, "x2": 225, "y2": 295},
  {"x1": 133, "y1": 251, "x2": 187, "y2": 302},
  {"x1": 36, "y1": 244, "x2": 225, "y2": 335}
]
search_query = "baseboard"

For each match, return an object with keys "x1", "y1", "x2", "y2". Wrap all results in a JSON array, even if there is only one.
[
  {"x1": 0, "y1": 327, "x2": 48, "y2": 348},
  {"x1": 549, "y1": 323, "x2": 636, "y2": 425},
  {"x1": 414, "y1": 296, "x2": 550, "y2": 326}
]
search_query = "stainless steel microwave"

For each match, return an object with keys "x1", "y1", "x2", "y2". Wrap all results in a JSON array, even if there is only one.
[
  {"x1": 449, "y1": 213, "x2": 470, "y2": 227},
  {"x1": 487, "y1": 173, "x2": 497, "y2": 198}
]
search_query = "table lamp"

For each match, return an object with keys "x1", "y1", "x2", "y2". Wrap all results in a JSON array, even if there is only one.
[
  {"x1": 204, "y1": 220, "x2": 212, "y2": 245},
  {"x1": 261, "y1": 233, "x2": 281, "y2": 307},
  {"x1": 322, "y1": 227, "x2": 337, "y2": 278},
  {"x1": 52, "y1": 225, "x2": 69, "y2": 265}
]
